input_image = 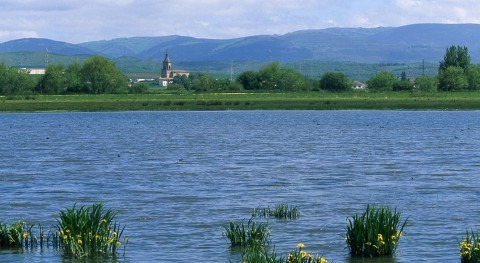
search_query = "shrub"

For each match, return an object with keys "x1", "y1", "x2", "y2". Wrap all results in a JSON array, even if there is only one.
[
  {"x1": 345, "y1": 204, "x2": 407, "y2": 257},
  {"x1": 55, "y1": 203, "x2": 127, "y2": 258}
]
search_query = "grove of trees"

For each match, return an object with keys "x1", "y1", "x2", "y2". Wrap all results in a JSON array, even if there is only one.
[
  {"x1": 0, "y1": 55, "x2": 129, "y2": 96},
  {"x1": 1, "y1": 45, "x2": 480, "y2": 96}
]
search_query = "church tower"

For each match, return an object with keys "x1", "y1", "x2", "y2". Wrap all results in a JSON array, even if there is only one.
[{"x1": 161, "y1": 50, "x2": 172, "y2": 79}]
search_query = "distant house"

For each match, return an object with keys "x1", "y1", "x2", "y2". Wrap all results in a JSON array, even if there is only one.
[
  {"x1": 19, "y1": 68, "x2": 46, "y2": 75},
  {"x1": 352, "y1": 81, "x2": 367, "y2": 90},
  {"x1": 159, "y1": 51, "x2": 189, "y2": 87}
]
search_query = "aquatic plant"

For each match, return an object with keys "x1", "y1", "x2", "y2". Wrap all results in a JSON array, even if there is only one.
[
  {"x1": 241, "y1": 243, "x2": 284, "y2": 263},
  {"x1": 286, "y1": 243, "x2": 328, "y2": 263},
  {"x1": 252, "y1": 202, "x2": 300, "y2": 220},
  {"x1": 223, "y1": 217, "x2": 271, "y2": 249},
  {"x1": 0, "y1": 220, "x2": 34, "y2": 248},
  {"x1": 460, "y1": 230, "x2": 480, "y2": 263},
  {"x1": 344, "y1": 204, "x2": 407, "y2": 257},
  {"x1": 55, "y1": 203, "x2": 127, "y2": 258}
]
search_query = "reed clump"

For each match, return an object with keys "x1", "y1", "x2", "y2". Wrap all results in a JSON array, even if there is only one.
[
  {"x1": 0, "y1": 220, "x2": 33, "y2": 248},
  {"x1": 460, "y1": 230, "x2": 480, "y2": 263},
  {"x1": 344, "y1": 204, "x2": 407, "y2": 257},
  {"x1": 252, "y1": 202, "x2": 300, "y2": 220},
  {"x1": 222, "y1": 217, "x2": 270, "y2": 249},
  {"x1": 241, "y1": 243, "x2": 283, "y2": 263},
  {"x1": 55, "y1": 203, "x2": 127, "y2": 258}
]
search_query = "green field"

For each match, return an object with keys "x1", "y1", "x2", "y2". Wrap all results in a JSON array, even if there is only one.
[{"x1": 1, "y1": 91, "x2": 479, "y2": 112}]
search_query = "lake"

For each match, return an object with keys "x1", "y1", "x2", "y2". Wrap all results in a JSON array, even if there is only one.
[{"x1": 1, "y1": 110, "x2": 479, "y2": 262}]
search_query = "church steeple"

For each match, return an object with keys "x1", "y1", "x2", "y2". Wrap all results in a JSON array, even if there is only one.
[
  {"x1": 161, "y1": 50, "x2": 172, "y2": 78},
  {"x1": 164, "y1": 50, "x2": 171, "y2": 64}
]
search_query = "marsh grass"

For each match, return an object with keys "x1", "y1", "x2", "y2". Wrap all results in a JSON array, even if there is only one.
[
  {"x1": 460, "y1": 230, "x2": 480, "y2": 263},
  {"x1": 55, "y1": 203, "x2": 127, "y2": 258},
  {"x1": 0, "y1": 220, "x2": 61, "y2": 251},
  {"x1": 241, "y1": 244, "x2": 284, "y2": 263},
  {"x1": 252, "y1": 203, "x2": 300, "y2": 220},
  {"x1": 223, "y1": 217, "x2": 270, "y2": 249},
  {"x1": 4, "y1": 91, "x2": 480, "y2": 112},
  {"x1": 345, "y1": 204, "x2": 407, "y2": 257},
  {"x1": 222, "y1": 217, "x2": 283, "y2": 263}
]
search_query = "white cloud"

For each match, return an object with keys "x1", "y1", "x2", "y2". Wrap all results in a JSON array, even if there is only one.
[
  {"x1": 0, "y1": 30, "x2": 39, "y2": 41},
  {"x1": 0, "y1": 0, "x2": 479, "y2": 43}
]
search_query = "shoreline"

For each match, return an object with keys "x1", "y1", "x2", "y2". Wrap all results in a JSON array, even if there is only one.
[{"x1": 1, "y1": 92, "x2": 480, "y2": 112}]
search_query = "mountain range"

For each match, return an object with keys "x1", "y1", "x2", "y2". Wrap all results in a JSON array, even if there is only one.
[{"x1": 0, "y1": 23, "x2": 479, "y2": 71}]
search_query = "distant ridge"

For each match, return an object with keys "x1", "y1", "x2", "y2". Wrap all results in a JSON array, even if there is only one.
[
  {"x1": 0, "y1": 38, "x2": 95, "y2": 56},
  {"x1": 1, "y1": 24, "x2": 480, "y2": 63}
]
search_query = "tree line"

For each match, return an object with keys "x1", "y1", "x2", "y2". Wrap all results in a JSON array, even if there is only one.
[
  {"x1": 0, "y1": 55, "x2": 128, "y2": 95},
  {"x1": 0, "y1": 45, "x2": 479, "y2": 96}
]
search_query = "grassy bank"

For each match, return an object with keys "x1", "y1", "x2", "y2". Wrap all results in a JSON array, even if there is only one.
[{"x1": 1, "y1": 91, "x2": 480, "y2": 112}]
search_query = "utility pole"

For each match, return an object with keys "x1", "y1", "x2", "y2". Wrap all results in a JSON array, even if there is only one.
[
  {"x1": 45, "y1": 48, "x2": 49, "y2": 67},
  {"x1": 422, "y1": 59, "x2": 425, "y2": 76}
]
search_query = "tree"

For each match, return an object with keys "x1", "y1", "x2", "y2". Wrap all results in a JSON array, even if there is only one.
[
  {"x1": 467, "y1": 65, "x2": 480, "y2": 91},
  {"x1": 414, "y1": 76, "x2": 438, "y2": 92},
  {"x1": 438, "y1": 66, "x2": 468, "y2": 91},
  {"x1": 258, "y1": 62, "x2": 280, "y2": 90},
  {"x1": 129, "y1": 83, "x2": 149, "y2": 94},
  {"x1": 393, "y1": 80, "x2": 414, "y2": 91},
  {"x1": 366, "y1": 71, "x2": 396, "y2": 91},
  {"x1": 254, "y1": 62, "x2": 308, "y2": 91},
  {"x1": 236, "y1": 71, "x2": 260, "y2": 90},
  {"x1": 81, "y1": 55, "x2": 127, "y2": 94},
  {"x1": 64, "y1": 62, "x2": 84, "y2": 93},
  {"x1": 0, "y1": 64, "x2": 36, "y2": 95},
  {"x1": 439, "y1": 45, "x2": 471, "y2": 73},
  {"x1": 319, "y1": 72, "x2": 351, "y2": 92},
  {"x1": 39, "y1": 64, "x2": 64, "y2": 94},
  {"x1": 190, "y1": 73, "x2": 213, "y2": 92},
  {"x1": 276, "y1": 67, "x2": 308, "y2": 91}
]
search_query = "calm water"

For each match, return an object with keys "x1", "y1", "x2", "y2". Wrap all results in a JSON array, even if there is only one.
[{"x1": 1, "y1": 110, "x2": 480, "y2": 262}]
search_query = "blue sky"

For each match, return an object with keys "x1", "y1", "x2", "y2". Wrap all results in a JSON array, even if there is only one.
[{"x1": 0, "y1": 0, "x2": 478, "y2": 43}]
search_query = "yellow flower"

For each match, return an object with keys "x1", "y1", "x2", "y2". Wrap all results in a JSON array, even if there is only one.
[
  {"x1": 318, "y1": 258, "x2": 328, "y2": 263},
  {"x1": 63, "y1": 235, "x2": 68, "y2": 240},
  {"x1": 65, "y1": 229, "x2": 70, "y2": 233},
  {"x1": 300, "y1": 250, "x2": 307, "y2": 258},
  {"x1": 77, "y1": 239, "x2": 82, "y2": 245},
  {"x1": 116, "y1": 241, "x2": 121, "y2": 246},
  {"x1": 377, "y1": 234, "x2": 383, "y2": 241},
  {"x1": 297, "y1": 242, "x2": 305, "y2": 248},
  {"x1": 22, "y1": 233, "x2": 28, "y2": 239},
  {"x1": 102, "y1": 219, "x2": 107, "y2": 224},
  {"x1": 113, "y1": 231, "x2": 117, "y2": 238}
]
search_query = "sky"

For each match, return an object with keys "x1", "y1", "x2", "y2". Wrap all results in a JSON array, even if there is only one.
[{"x1": 0, "y1": 0, "x2": 479, "y2": 44}]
